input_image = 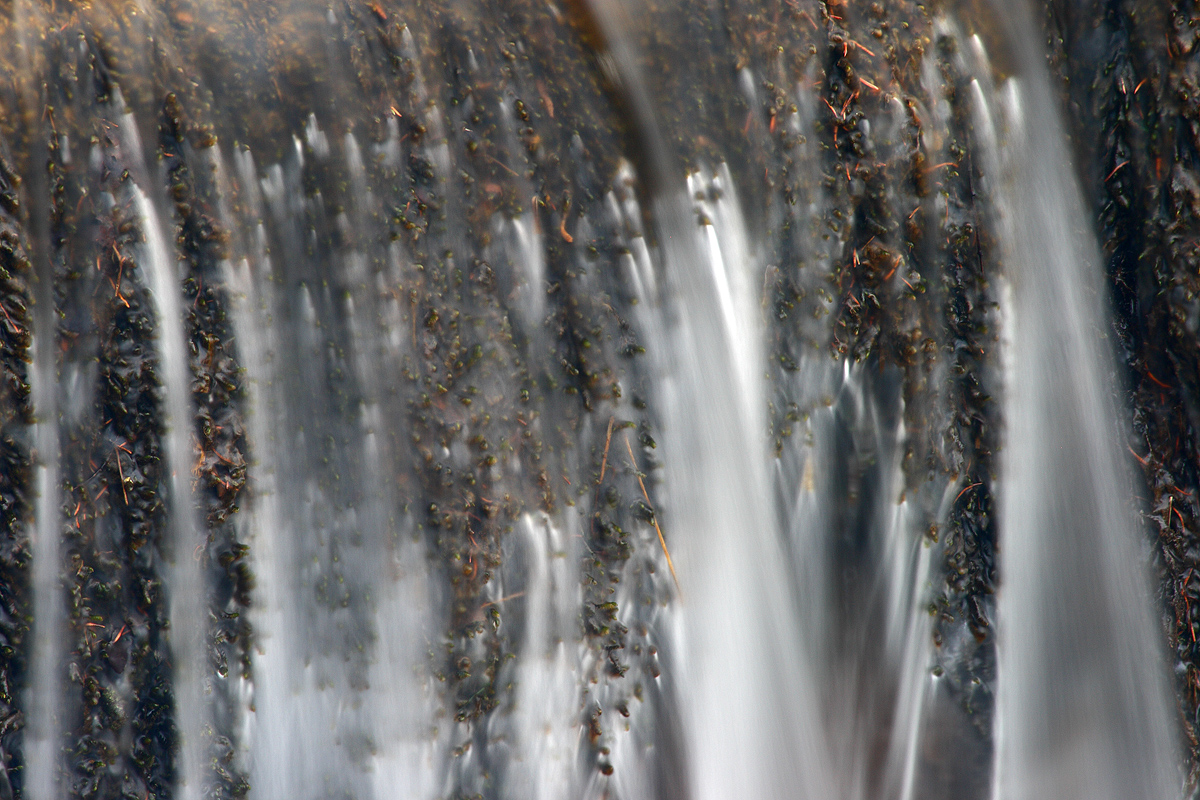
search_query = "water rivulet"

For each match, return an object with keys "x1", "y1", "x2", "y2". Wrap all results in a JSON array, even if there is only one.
[{"x1": 0, "y1": 0, "x2": 1193, "y2": 798}]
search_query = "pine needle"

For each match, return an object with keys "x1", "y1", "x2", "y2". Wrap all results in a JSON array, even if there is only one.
[
  {"x1": 624, "y1": 432, "x2": 680, "y2": 594},
  {"x1": 598, "y1": 416, "x2": 615, "y2": 485},
  {"x1": 478, "y1": 591, "x2": 526, "y2": 610}
]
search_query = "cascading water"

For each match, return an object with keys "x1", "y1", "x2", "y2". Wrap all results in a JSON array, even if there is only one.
[
  {"x1": 0, "y1": 1, "x2": 1193, "y2": 799},
  {"x1": 979, "y1": 13, "x2": 1179, "y2": 798}
]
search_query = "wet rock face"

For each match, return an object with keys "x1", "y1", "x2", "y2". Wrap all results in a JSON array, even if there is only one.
[{"x1": 0, "y1": 0, "x2": 1191, "y2": 798}]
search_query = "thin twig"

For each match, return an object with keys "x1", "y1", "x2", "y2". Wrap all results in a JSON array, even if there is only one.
[
  {"x1": 955, "y1": 481, "x2": 982, "y2": 504},
  {"x1": 479, "y1": 591, "x2": 526, "y2": 610},
  {"x1": 598, "y1": 416, "x2": 615, "y2": 485},
  {"x1": 114, "y1": 447, "x2": 129, "y2": 504},
  {"x1": 624, "y1": 433, "x2": 680, "y2": 594}
]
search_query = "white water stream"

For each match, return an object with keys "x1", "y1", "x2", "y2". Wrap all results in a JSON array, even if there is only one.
[
  {"x1": 648, "y1": 168, "x2": 834, "y2": 800},
  {"x1": 983, "y1": 14, "x2": 1181, "y2": 800},
  {"x1": 24, "y1": 213, "x2": 63, "y2": 800}
]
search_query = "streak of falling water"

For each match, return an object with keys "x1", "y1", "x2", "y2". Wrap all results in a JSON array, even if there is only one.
[
  {"x1": 584, "y1": 0, "x2": 836, "y2": 794},
  {"x1": 25, "y1": 308, "x2": 61, "y2": 800},
  {"x1": 25, "y1": 157, "x2": 62, "y2": 800},
  {"x1": 339, "y1": 131, "x2": 444, "y2": 800},
  {"x1": 131, "y1": 183, "x2": 211, "y2": 800},
  {"x1": 651, "y1": 167, "x2": 833, "y2": 800},
  {"x1": 504, "y1": 514, "x2": 582, "y2": 800},
  {"x1": 218, "y1": 172, "x2": 303, "y2": 796},
  {"x1": 979, "y1": 5, "x2": 1182, "y2": 799},
  {"x1": 223, "y1": 148, "x2": 364, "y2": 799},
  {"x1": 17, "y1": 1, "x2": 63, "y2": 796},
  {"x1": 221, "y1": 126, "x2": 451, "y2": 799}
]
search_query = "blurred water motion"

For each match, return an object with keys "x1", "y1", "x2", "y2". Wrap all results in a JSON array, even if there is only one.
[{"x1": 0, "y1": 1, "x2": 1189, "y2": 798}]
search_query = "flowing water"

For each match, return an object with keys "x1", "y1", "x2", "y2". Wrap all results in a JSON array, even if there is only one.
[{"x1": 0, "y1": 0, "x2": 1185, "y2": 798}]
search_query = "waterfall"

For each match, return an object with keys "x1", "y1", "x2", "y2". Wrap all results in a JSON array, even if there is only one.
[
  {"x1": 24, "y1": 113, "x2": 63, "y2": 800},
  {"x1": 983, "y1": 12, "x2": 1180, "y2": 799},
  {"x1": 0, "y1": 1, "x2": 1190, "y2": 799}
]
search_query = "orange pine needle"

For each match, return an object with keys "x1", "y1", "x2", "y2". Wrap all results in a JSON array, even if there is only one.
[
  {"x1": 624, "y1": 433, "x2": 680, "y2": 594},
  {"x1": 955, "y1": 482, "x2": 982, "y2": 504},
  {"x1": 114, "y1": 447, "x2": 129, "y2": 504},
  {"x1": 478, "y1": 591, "x2": 526, "y2": 610},
  {"x1": 598, "y1": 416, "x2": 615, "y2": 484}
]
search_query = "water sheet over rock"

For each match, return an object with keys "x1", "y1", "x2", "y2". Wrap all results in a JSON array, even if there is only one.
[{"x1": 0, "y1": 1, "x2": 1191, "y2": 799}]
